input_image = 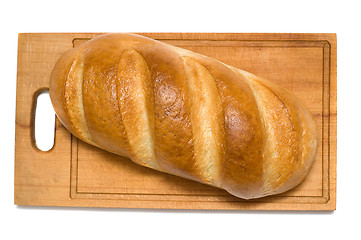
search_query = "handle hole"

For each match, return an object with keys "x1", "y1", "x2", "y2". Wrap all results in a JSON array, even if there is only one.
[{"x1": 34, "y1": 90, "x2": 55, "y2": 151}]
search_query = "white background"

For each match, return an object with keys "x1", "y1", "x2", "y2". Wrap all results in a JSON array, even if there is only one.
[{"x1": 1, "y1": 0, "x2": 360, "y2": 239}]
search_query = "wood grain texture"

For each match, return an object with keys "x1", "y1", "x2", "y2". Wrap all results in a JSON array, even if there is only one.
[{"x1": 14, "y1": 33, "x2": 337, "y2": 210}]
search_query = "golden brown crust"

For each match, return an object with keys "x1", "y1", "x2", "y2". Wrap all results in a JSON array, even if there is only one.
[
  {"x1": 117, "y1": 48, "x2": 158, "y2": 169},
  {"x1": 251, "y1": 74, "x2": 317, "y2": 195},
  {"x1": 140, "y1": 42, "x2": 198, "y2": 180},
  {"x1": 183, "y1": 56, "x2": 224, "y2": 185},
  {"x1": 188, "y1": 55, "x2": 265, "y2": 198},
  {"x1": 49, "y1": 48, "x2": 90, "y2": 143},
  {"x1": 49, "y1": 33, "x2": 317, "y2": 199},
  {"x1": 81, "y1": 41, "x2": 130, "y2": 157},
  {"x1": 239, "y1": 70, "x2": 317, "y2": 196}
]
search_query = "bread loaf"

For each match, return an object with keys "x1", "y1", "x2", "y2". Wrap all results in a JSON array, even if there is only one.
[{"x1": 49, "y1": 33, "x2": 317, "y2": 199}]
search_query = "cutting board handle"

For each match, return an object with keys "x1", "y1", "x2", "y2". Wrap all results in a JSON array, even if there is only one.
[{"x1": 30, "y1": 87, "x2": 56, "y2": 152}]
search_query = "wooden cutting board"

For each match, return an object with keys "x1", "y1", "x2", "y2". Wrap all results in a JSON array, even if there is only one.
[{"x1": 15, "y1": 33, "x2": 337, "y2": 210}]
